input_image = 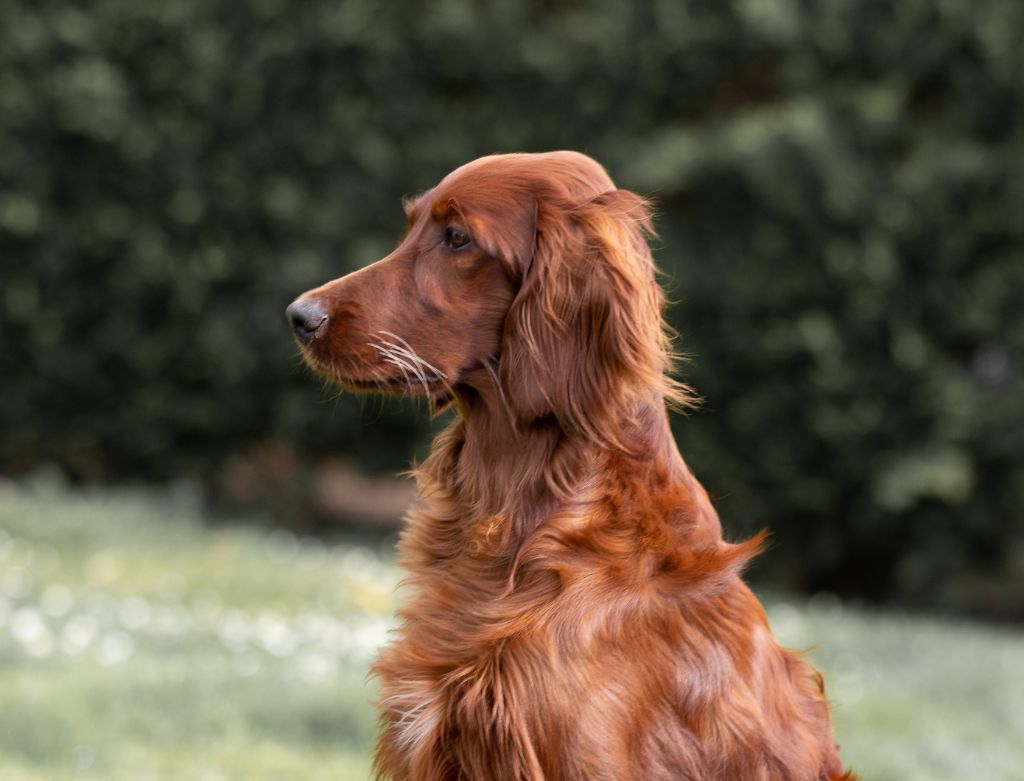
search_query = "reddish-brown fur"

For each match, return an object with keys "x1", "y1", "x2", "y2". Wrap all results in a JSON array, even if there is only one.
[{"x1": 289, "y1": 151, "x2": 855, "y2": 780}]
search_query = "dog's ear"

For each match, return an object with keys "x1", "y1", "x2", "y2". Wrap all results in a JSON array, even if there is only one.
[{"x1": 498, "y1": 189, "x2": 689, "y2": 444}]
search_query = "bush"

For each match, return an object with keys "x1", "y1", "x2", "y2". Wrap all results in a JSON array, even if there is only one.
[{"x1": 1, "y1": 0, "x2": 1021, "y2": 614}]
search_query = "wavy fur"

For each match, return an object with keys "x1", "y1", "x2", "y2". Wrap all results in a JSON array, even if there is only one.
[{"x1": 289, "y1": 151, "x2": 855, "y2": 780}]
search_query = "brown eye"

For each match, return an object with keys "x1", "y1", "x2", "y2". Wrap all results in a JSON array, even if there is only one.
[{"x1": 443, "y1": 226, "x2": 471, "y2": 250}]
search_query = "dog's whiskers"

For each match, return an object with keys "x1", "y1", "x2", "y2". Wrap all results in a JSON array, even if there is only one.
[
  {"x1": 374, "y1": 332, "x2": 456, "y2": 411},
  {"x1": 370, "y1": 342, "x2": 417, "y2": 395},
  {"x1": 373, "y1": 342, "x2": 428, "y2": 391},
  {"x1": 379, "y1": 331, "x2": 448, "y2": 383}
]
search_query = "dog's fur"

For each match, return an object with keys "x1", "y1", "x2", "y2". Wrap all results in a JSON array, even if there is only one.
[{"x1": 288, "y1": 152, "x2": 854, "y2": 780}]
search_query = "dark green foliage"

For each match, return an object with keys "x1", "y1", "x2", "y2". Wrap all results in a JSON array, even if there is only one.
[{"x1": 1, "y1": 0, "x2": 1021, "y2": 613}]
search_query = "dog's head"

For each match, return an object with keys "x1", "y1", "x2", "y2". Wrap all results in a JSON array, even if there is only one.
[{"x1": 287, "y1": 151, "x2": 686, "y2": 435}]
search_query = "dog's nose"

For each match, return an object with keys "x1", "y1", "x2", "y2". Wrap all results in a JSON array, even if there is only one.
[{"x1": 286, "y1": 298, "x2": 328, "y2": 344}]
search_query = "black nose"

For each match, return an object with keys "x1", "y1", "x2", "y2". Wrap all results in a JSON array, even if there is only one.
[{"x1": 286, "y1": 298, "x2": 328, "y2": 344}]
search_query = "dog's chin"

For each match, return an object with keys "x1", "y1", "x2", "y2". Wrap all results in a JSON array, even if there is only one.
[
  {"x1": 344, "y1": 376, "x2": 455, "y2": 414},
  {"x1": 300, "y1": 352, "x2": 455, "y2": 411}
]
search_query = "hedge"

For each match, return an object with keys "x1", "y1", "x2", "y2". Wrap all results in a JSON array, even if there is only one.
[{"x1": 1, "y1": 0, "x2": 1021, "y2": 614}]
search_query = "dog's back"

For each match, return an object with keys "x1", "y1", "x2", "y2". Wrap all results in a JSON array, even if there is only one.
[{"x1": 287, "y1": 152, "x2": 855, "y2": 780}]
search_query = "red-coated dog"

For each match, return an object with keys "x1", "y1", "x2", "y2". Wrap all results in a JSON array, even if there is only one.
[{"x1": 288, "y1": 151, "x2": 855, "y2": 780}]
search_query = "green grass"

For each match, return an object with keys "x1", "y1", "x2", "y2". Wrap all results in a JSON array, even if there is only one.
[{"x1": 1, "y1": 476, "x2": 1022, "y2": 780}]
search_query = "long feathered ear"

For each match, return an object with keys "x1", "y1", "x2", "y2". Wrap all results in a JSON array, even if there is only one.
[{"x1": 498, "y1": 189, "x2": 691, "y2": 445}]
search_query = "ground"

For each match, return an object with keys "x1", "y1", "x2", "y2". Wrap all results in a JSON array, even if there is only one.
[{"x1": 1, "y1": 475, "x2": 1021, "y2": 780}]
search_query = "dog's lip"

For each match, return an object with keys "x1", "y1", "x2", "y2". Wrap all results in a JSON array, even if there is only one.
[
  {"x1": 298, "y1": 350, "x2": 455, "y2": 407},
  {"x1": 344, "y1": 375, "x2": 445, "y2": 393},
  {"x1": 321, "y1": 364, "x2": 450, "y2": 398}
]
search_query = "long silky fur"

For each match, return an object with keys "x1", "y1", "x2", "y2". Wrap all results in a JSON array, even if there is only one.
[{"x1": 293, "y1": 152, "x2": 855, "y2": 781}]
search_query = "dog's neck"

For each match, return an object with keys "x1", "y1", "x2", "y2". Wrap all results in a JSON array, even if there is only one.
[
  {"x1": 446, "y1": 372, "x2": 707, "y2": 548},
  {"x1": 451, "y1": 378, "x2": 567, "y2": 527}
]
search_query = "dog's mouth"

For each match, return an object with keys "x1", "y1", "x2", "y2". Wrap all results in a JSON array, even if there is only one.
[
  {"x1": 346, "y1": 376, "x2": 456, "y2": 415},
  {"x1": 347, "y1": 374, "x2": 453, "y2": 408},
  {"x1": 299, "y1": 350, "x2": 456, "y2": 412}
]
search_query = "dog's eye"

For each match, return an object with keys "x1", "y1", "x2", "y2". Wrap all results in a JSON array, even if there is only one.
[{"x1": 443, "y1": 226, "x2": 471, "y2": 250}]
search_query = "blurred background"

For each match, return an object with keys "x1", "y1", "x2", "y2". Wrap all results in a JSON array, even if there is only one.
[{"x1": 1, "y1": 1, "x2": 1022, "y2": 779}]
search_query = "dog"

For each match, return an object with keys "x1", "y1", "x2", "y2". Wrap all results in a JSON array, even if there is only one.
[{"x1": 287, "y1": 151, "x2": 855, "y2": 780}]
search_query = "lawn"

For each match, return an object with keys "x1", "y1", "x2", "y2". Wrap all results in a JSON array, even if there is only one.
[{"x1": 1, "y1": 475, "x2": 1022, "y2": 780}]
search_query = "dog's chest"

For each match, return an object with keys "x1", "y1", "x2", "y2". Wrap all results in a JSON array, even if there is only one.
[{"x1": 375, "y1": 574, "x2": 570, "y2": 776}]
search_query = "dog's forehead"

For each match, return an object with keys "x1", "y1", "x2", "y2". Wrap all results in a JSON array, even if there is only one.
[
  {"x1": 433, "y1": 152, "x2": 615, "y2": 208},
  {"x1": 399, "y1": 153, "x2": 616, "y2": 251},
  {"x1": 435, "y1": 164, "x2": 529, "y2": 205},
  {"x1": 442, "y1": 151, "x2": 612, "y2": 186}
]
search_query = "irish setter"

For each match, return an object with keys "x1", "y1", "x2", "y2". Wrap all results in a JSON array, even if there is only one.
[{"x1": 287, "y1": 152, "x2": 855, "y2": 780}]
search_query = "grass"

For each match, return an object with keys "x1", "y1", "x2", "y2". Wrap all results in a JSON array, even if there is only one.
[{"x1": 1, "y1": 475, "x2": 1022, "y2": 780}]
